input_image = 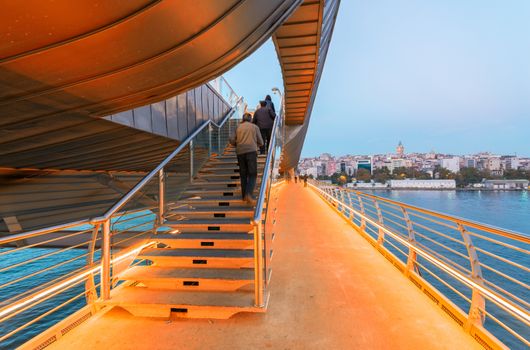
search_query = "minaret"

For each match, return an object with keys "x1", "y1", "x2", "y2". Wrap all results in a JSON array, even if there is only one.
[{"x1": 396, "y1": 141, "x2": 404, "y2": 157}]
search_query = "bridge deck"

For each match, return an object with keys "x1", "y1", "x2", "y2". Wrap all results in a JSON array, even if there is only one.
[{"x1": 48, "y1": 184, "x2": 479, "y2": 349}]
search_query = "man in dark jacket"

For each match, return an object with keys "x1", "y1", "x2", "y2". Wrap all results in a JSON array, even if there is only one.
[
  {"x1": 253, "y1": 100, "x2": 275, "y2": 154},
  {"x1": 231, "y1": 113, "x2": 264, "y2": 205},
  {"x1": 265, "y1": 94, "x2": 276, "y2": 114}
]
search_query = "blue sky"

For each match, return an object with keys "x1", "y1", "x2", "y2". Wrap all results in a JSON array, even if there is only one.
[{"x1": 225, "y1": 0, "x2": 530, "y2": 157}]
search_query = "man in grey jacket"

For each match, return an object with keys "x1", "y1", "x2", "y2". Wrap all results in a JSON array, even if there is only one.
[
  {"x1": 252, "y1": 100, "x2": 275, "y2": 154},
  {"x1": 231, "y1": 113, "x2": 264, "y2": 205}
]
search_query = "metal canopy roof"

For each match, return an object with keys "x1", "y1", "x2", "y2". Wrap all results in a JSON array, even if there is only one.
[{"x1": 0, "y1": 0, "x2": 301, "y2": 123}]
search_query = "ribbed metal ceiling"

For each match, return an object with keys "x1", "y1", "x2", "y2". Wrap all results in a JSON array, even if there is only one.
[{"x1": 275, "y1": 0, "x2": 341, "y2": 170}]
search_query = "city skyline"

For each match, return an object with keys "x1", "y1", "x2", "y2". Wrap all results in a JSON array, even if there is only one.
[
  {"x1": 303, "y1": 143, "x2": 529, "y2": 159},
  {"x1": 226, "y1": 1, "x2": 530, "y2": 157}
]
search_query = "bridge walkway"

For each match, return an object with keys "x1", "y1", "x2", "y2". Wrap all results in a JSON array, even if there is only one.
[{"x1": 47, "y1": 184, "x2": 480, "y2": 349}]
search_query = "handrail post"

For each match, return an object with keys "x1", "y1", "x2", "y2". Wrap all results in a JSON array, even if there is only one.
[
  {"x1": 208, "y1": 124, "x2": 212, "y2": 156},
  {"x1": 458, "y1": 223, "x2": 486, "y2": 330},
  {"x1": 86, "y1": 223, "x2": 100, "y2": 307},
  {"x1": 189, "y1": 140, "x2": 194, "y2": 183},
  {"x1": 253, "y1": 220, "x2": 264, "y2": 307},
  {"x1": 158, "y1": 169, "x2": 165, "y2": 225},
  {"x1": 401, "y1": 208, "x2": 419, "y2": 275},
  {"x1": 373, "y1": 199, "x2": 385, "y2": 244},
  {"x1": 101, "y1": 219, "x2": 111, "y2": 300},
  {"x1": 357, "y1": 194, "x2": 366, "y2": 230},
  {"x1": 217, "y1": 123, "x2": 222, "y2": 154},
  {"x1": 347, "y1": 192, "x2": 356, "y2": 223}
]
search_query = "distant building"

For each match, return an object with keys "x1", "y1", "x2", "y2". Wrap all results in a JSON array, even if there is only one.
[
  {"x1": 483, "y1": 180, "x2": 528, "y2": 190},
  {"x1": 389, "y1": 179, "x2": 456, "y2": 189},
  {"x1": 347, "y1": 182, "x2": 388, "y2": 189},
  {"x1": 501, "y1": 156, "x2": 519, "y2": 171},
  {"x1": 303, "y1": 167, "x2": 318, "y2": 178},
  {"x1": 396, "y1": 141, "x2": 405, "y2": 157},
  {"x1": 486, "y1": 157, "x2": 502, "y2": 173},
  {"x1": 357, "y1": 159, "x2": 372, "y2": 174},
  {"x1": 441, "y1": 157, "x2": 460, "y2": 173},
  {"x1": 464, "y1": 157, "x2": 476, "y2": 168}
]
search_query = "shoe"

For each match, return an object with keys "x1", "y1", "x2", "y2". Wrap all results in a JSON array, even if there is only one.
[{"x1": 245, "y1": 196, "x2": 257, "y2": 206}]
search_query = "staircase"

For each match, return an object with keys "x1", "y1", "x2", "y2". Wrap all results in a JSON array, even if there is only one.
[{"x1": 103, "y1": 146, "x2": 268, "y2": 319}]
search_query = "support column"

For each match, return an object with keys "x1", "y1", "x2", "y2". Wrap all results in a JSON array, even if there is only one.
[{"x1": 101, "y1": 220, "x2": 111, "y2": 300}]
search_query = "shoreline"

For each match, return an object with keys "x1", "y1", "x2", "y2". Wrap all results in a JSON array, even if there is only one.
[{"x1": 350, "y1": 187, "x2": 529, "y2": 191}]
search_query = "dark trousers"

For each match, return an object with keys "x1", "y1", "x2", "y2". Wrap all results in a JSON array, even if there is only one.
[
  {"x1": 237, "y1": 151, "x2": 258, "y2": 199},
  {"x1": 260, "y1": 128, "x2": 272, "y2": 154}
]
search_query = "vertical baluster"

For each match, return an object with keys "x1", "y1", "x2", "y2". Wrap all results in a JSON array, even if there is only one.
[
  {"x1": 347, "y1": 192, "x2": 355, "y2": 223},
  {"x1": 101, "y1": 219, "x2": 111, "y2": 300},
  {"x1": 357, "y1": 194, "x2": 366, "y2": 230},
  {"x1": 86, "y1": 223, "x2": 100, "y2": 307},
  {"x1": 218, "y1": 124, "x2": 222, "y2": 154},
  {"x1": 458, "y1": 223, "x2": 485, "y2": 330},
  {"x1": 207, "y1": 124, "x2": 212, "y2": 156},
  {"x1": 253, "y1": 220, "x2": 264, "y2": 307},
  {"x1": 158, "y1": 169, "x2": 165, "y2": 225},
  {"x1": 189, "y1": 140, "x2": 194, "y2": 183},
  {"x1": 401, "y1": 208, "x2": 419, "y2": 274},
  {"x1": 373, "y1": 199, "x2": 385, "y2": 244}
]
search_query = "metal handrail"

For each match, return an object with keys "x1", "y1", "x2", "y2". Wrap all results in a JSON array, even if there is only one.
[
  {"x1": 0, "y1": 98, "x2": 243, "y2": 245},
  {"x1": 0, "y1": 85, "x2": 244, "y2": 347},
  {"x1": 0, "y1": 219, "x2": 90, "y2": 245},
  {"x1": 253, "y1": 103, "x2": 282, "y2": 224},
  {"x1": 309, "y1": 180, "x2": 530, "y2": 348},
  {"x1": 94, "y1": 96, "x2": 243, "y2": 222},
  {"x1": 351, "y1": 189, "x2": 530, "y2": 244}
]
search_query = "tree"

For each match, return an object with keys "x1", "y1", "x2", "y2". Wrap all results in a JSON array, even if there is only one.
[
  {"x1": 373, "y1": 167, "x2": 391, "y2": 184},
  {"x1": 356, "y1": 168, "x2": 371, "y2": 183},
  {"x1": 331, "y1": 172, "x2": 352, "y2": 185},
  {"x1": 503, "y1": 169, "x2": 530, "y2": 181},
  {"x1": 456, "y1": 167, "x2": 483, "y2": 186},
  {"x1": 433, "y1": 166, "x2": 455, "y2": 179}
]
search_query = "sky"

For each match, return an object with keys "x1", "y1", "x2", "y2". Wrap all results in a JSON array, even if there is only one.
[{"x1": 224, "y1": 0, "x2": 530, "y2": 157}]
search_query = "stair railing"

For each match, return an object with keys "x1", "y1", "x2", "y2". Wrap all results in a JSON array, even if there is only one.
[
  {"x1": 252, "y1": 90, "x2": 284, "y2": 307},
  {"x1": 0, "y1": 96, "x2": 244, "y2": 348},
  {"x1": 308, "y1": 179, "x2": 530, "y2": 349},
  {"x1": 91, "y1": 96, "x2": 244, "y2": 299}
]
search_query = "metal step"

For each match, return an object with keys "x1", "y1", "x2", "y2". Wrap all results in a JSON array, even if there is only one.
[
  {"x1": 138, "y1": 248, "x2": 254, "y2": 268},
  {"x1": 198, "y1": 168, "x2": 263, "y2": 175},
  {"x1": 194, "y1": 173, "x2": 241, "y2": 180},
  {"x1": 201, "y1": 163, "x2": 266, "y2": 171},
  {"x1": 210, "y1": 158, "x2": 266, "y2": 164},
  {"x1": 182, "y1": 188, "x2": 240, "y2": 196},
  {"x1": 186, "y1": 180, "x2": 261, "y2": 189},
  {"x1": 119, "y1": 266, "x2": 253, "y2": 291},
  {"x1": 177, "y1": 196, "x2": 249, "y2": 207},
  {"x1": 164, "y1": 218, "x2": 253, "y2": 233},
  {"x1": 102, "y1": 288, "x2": 264, "y2": 319},
  {"x1": 166, "y1": 206, "x2": 254, "y2": 219},
  {"x1": 154, "y1": 232, "x2": 253, "y2": 249}
]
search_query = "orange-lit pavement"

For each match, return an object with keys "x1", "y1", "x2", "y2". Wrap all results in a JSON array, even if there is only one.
[{"x1": 48, "y1": 184, "x2": 479, "y2": 349}]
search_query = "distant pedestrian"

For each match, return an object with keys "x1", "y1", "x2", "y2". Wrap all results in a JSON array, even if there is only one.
[
  {"x1": 230, "y1": 113, "x2": 264, "y2": 205},
  {"x1": 252, "y1": 100, "x2": 275, "y2": 154},
  {"x1": 265, "y1": 95, "x2": 276, "y2": 115},
  {"x1": 294, "y1": 176, "x2": 298, "y2": 184},
  {"x1": 303, "y1": 175, "x2": 308, "y2": 187}
]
